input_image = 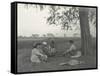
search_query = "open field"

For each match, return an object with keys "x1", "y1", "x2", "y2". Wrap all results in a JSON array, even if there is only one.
[{"x1": 17, "y1": 37, "x2": 97, "y2": 72}]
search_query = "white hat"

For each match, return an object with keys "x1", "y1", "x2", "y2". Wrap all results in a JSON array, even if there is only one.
[{"x1": 42, "y1": 41, "x2": 47, "y2": 45}]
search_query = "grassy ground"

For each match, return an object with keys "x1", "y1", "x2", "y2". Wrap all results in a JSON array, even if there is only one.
[{"x1": 17, "y1": 37, "x2": 97, "y2": 72}]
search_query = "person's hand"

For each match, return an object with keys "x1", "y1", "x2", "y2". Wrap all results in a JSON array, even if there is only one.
[
  {"x1": 44, "y1": 55, "x2": 48, "y2": 59},
  {"x1": 62, "y1": 52, "x2": 66, "y2": 56},
  {"x1": 41, "y1": 55, "x2": 48, "y2": 61}
]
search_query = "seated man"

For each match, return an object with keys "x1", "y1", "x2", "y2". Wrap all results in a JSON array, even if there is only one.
[
  {"x1": 49, "y1": 39, "x2": 56, "y2": 56},
  {"x1": 63, "y1": 40, "x2": 81, "y2": 58},
  {"x1": 42, "y1": 40, "x2": 56, "y2": 57}
]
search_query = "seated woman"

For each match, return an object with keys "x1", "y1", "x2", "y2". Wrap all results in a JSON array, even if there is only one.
[
  {"x1": 30, "y1": 43, "x2": 47, "y2": 63},
  {"x1": 63, "y1": 40, "x2": 81, "y2": 58}
]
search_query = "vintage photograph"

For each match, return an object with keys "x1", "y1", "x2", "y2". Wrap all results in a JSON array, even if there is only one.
[{"x1": 17, "y1": 3, "x2": 97, "y2": 73}]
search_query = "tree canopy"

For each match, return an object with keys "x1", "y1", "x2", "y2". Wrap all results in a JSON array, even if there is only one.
[{"x1": 24, "y1": 4, "x2": 96, "y2": 31}]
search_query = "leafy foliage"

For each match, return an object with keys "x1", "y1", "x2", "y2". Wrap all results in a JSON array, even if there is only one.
[
  {"x1": 47, "y1": 6, "x2": 79, "y2": 30},
  {"x1": 24, "y1": 4, "x2": 96, "y2": 30}
]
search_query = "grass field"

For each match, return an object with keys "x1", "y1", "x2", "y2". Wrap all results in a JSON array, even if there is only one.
[{"x1": 17, "y1": 37, "x2": 97, "y2": 72}]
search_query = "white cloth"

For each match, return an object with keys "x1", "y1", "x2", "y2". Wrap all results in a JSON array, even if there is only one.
[{"x1": 59, "y1": 59, "x2": 84, "y2": 66}]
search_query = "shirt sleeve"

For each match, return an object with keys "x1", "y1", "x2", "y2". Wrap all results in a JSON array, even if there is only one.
[{"x1": 69, "y1": 45, "x2": 76, "y2": 51}]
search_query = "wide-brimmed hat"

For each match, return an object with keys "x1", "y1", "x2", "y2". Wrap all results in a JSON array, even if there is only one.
[{"x1": 42, "y1": 41, "x2": 47, "y2": 45}]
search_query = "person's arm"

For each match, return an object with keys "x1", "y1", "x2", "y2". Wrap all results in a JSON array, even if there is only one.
[
  {"x1": 63, "y1": 49, "x2": 71, "y2": 54},
  {"x1": 66, "y1": 46, "x2": 73, "y2": 52},
  {"x1": 36, "y1": 51, "x2": 48, "y2": 60},
  {"x1": 32, "y1": 49, "x2": 44, "y2": 57},
  {"x1": 36, "y1": 50, "x2": 44, "y2": 57},
  {"x1": 63, "y1": 45, "x2": 74, "y2": 55},
  {"x1": 68, "y1": 44, "x2": 76, "y2": 51}
]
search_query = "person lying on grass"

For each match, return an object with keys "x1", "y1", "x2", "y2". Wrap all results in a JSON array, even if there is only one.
[
  {"x1": 30, "y1": 43, "x2": 48, "y2": 63},
  {"x1": 63, "y1": 40, "x2": 81, "y2": 58}
]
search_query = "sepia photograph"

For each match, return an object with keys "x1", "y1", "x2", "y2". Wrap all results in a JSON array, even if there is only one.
[{"x1": 15, "y1": 2, "x2": 97, "y2": 73}]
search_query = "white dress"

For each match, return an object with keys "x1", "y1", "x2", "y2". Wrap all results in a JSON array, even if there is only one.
[{"x1": 30, "y1": 48, "x2": 44, "y2": 63}]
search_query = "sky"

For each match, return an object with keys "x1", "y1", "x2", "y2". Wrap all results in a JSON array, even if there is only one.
[{"x1": 17, "y1": 4, "x2": 96, "y2": 37}]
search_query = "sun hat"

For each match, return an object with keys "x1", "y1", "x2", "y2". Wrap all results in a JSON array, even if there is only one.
[{"x1": 42, "y1": 41, "x2": 47, "y2": 45}]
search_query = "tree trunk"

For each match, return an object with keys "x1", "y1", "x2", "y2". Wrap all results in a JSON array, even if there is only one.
[{"x1": 79, "y1": 7, "x2": 92, "y2": 56}]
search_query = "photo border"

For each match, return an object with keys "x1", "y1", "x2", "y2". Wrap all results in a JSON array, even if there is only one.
[{"x1": 11, "y1": 1, "x2": 98, "y2": 74}]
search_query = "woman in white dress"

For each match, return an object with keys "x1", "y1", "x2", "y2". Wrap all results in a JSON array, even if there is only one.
[{"x1": 30, "y1": 43, "x2": 47, "y2": 63}]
